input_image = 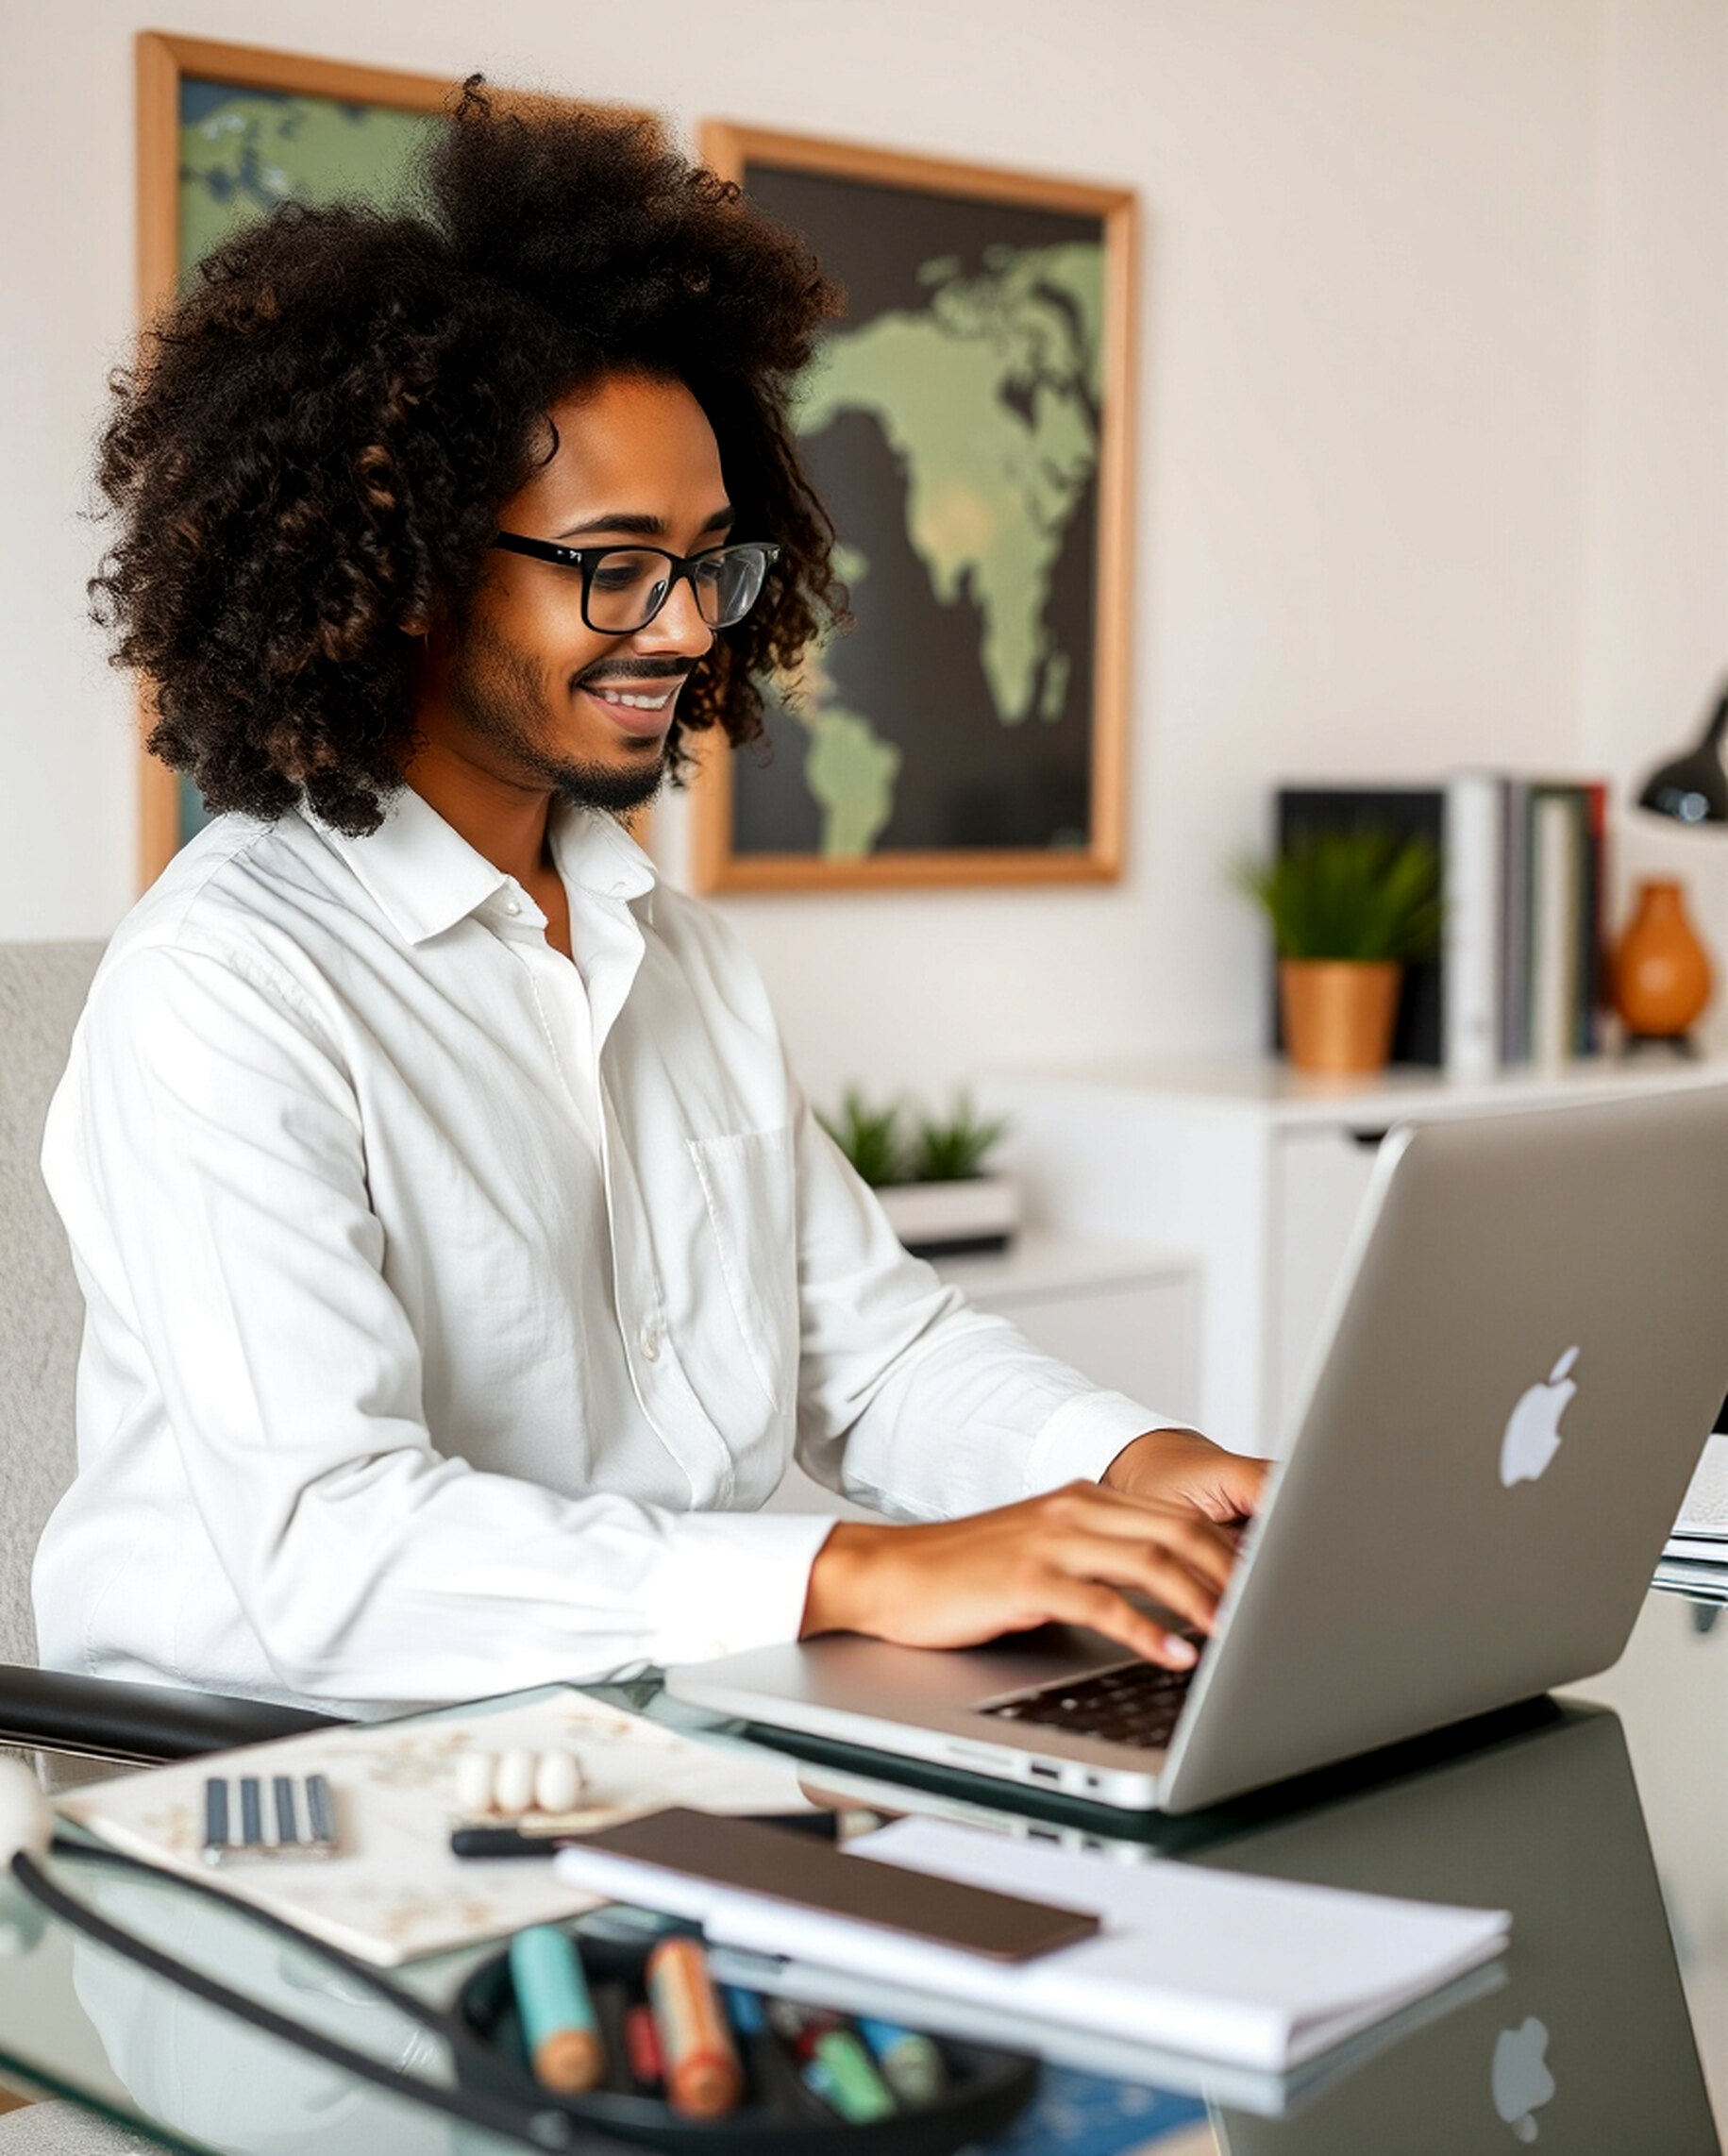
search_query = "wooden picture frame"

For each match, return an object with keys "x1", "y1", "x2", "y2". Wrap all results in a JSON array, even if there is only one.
[
  {"x1": 692, "y1": 124, "x2": 1137, "y2": 893},
  {"x1": 132, "y1": 32, "x2": 648, "y2": 885}
]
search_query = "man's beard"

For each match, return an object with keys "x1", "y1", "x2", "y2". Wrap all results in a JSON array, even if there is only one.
[{"x1": 446, "y1": 614, "x2": 672, "y2": 816}]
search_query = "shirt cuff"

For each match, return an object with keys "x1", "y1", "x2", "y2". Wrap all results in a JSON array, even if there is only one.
[
  {"x1": 1021, "y1": 1390, "x2": 1196, "y2": 1496},
  {"x1": 649, "y1": 1509, "x2": 838, "y2": 1666}
]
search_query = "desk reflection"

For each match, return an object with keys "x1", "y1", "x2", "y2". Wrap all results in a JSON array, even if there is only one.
[
  {"x1": 42, "y1": 1702, "x2": 1720, "y2": 2156},
  {"x1": 1194, "y1": 1704, "x2": 1718, "y2": 2154}
]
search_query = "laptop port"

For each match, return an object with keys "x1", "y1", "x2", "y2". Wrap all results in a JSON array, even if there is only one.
[{"x1": 1028, "y1": 1760, "x2": 1061, "y2": 1782}]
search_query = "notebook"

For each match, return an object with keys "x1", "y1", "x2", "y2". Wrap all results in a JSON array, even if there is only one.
[{"x1": 553, "y1": 1813, "x2": 1509, "y2": 2075}]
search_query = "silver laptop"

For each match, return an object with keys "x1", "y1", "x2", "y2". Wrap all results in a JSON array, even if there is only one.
[{"x1": 669, "y1": 1089, "x2": 1728, "y2": 1812}]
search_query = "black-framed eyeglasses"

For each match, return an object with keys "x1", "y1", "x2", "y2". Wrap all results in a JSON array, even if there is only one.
[{"x1": 492, "y1": 532, "x2": 780, "y2": 634}]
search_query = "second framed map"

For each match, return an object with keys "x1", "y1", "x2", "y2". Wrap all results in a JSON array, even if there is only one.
[{"x1": 693, "y1": 126, "x2": 1137, "y2": 891}]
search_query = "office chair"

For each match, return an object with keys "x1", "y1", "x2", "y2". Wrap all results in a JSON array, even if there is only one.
[
  {"x1": 0, "y1": 942, "x2": 344, "y2": 2149},
  {"x1": 0, "y1": 941, "x2": 339, "y2": 1772}
]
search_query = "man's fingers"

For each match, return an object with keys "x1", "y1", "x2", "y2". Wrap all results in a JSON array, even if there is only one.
[
  {"x1": 1202, "y1": 1453, "x2": 1271, "y2": 1523},
  {"x1": 1049, "y1": 1483, "x2": 1239, "y2": 1583},
  {"x1": 1064, "y1": 1538, "x2": 1222, "y2": 1635},
  {"x1": 1037, "y1": 1576, "x2": 1199, "y2": 1670}
]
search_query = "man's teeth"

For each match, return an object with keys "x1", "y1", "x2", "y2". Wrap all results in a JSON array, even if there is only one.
[{"x1": 589, "y1": 685, "x2": 676, "y2": 711}]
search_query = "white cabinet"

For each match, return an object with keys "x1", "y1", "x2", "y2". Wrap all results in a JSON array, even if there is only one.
[
  {"x1": 983, "y1": 1056, "x2": 1728, "y2": 1458},
  {"x1": 763, "y1": 1233, "x2": 1197, "y2": 1517}
]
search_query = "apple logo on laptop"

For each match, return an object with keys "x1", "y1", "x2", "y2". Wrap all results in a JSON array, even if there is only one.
[
  {"x1": 1499, "y1": 1348, "x2": 1580, "y2": 1489},
  {"x1": 1492, "y1": 2016, "x2": 1555, "y2": 2141}
]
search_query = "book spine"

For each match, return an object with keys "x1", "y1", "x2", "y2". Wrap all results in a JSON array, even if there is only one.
[
  {"x1": 1500, "y1": 780, "x2": 1531, "y2": 1064},
  {"x1": 1581, "y1": 782, "x2": 1609, "y2": 1053},
  {"x1": 1530, "y1": 792, "x2": 1581, "y2": 1066},
  {"x1": 1444, "y1": 774, "x2": 1502, "y2": 1078}
]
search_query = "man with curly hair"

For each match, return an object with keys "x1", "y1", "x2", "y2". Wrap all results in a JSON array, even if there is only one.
[{"x1": 35, "y1": 90, "x2": 1263, "y2": 1715}]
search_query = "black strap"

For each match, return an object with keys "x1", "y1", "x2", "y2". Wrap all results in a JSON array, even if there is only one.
[{"x1": 17, "y1": 1842, "x2": 574, "y2": 2150}]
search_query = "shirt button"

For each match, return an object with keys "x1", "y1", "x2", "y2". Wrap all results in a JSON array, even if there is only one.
[
  {"x1": 639, "y1": 1323, "x2": 661, "y2": 1362},
  {"x1": 503, "y1": 899, "x2": 522, "y2": 918}
]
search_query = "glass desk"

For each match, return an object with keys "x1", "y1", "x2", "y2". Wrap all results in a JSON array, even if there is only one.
[{"x1": 0, "y1": 1587, "x2": 1722, "y2": 2156}]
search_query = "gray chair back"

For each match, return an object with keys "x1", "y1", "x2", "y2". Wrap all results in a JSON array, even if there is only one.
[{"x1": 0, "y1": 942, "x2": 102, "y2": 1667}]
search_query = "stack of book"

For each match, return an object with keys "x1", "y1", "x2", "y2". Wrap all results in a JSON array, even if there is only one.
[{"x1": 1275, "y1": 778, "x2": 1609, "y2": 1075}]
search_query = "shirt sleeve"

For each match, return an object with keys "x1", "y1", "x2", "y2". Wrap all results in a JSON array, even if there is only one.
[
  {"x1": 43, "y1": 944, "x2": 832, "y2": 1710},
  {"x1": 787, "y1": 1075, "x2": 1186, "y2": 1518}
]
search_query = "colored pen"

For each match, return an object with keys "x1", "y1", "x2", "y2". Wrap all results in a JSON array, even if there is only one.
[
  {"x1": 450, "y1": 1811, "x2": 841, "y2": 1861},
  {"x1": 450, "y1": 1825, "x2": 582, "y2": 1859},
  {"x1": 623, "y1": 2002, "x2": 664, "y2": 2093},
  {"x1": 508, "y1": 1925, "x2": 604, "y2": 2094},
  {"x1": 722, "y1": 1985, "x2": 830, "y2": 2119},
  {"x1": 803, "y1": 2027, "x2": 896, "y2": 2123},
  {"x1": 765, "y1": 1998, "x2": 842, "y2": 2054},
  {"x1": 720, "y1": 1985, "x2": 765, "y2": 2037},
  {"x1": 858, "y1": 2015, "x2": 947, "y2": 2105},
  {"x1": 646, "y1": 1934, "x2": 743, "y2": 2118}
]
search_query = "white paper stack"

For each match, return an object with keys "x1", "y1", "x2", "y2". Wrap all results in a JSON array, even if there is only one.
[
  {"x1": 1656, "y1": 1434, "x2": 1728, "y2": 1602},
  {"x1": 1444, "y1": 772, "x2": 1503, "y2": 1080},
  {"x1": 555, "y1": 1813, "x2": 1509, "y2": 2076}
]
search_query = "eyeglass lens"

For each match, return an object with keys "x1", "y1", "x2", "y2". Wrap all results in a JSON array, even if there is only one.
[{"x1": 586, "y1": 547, "x2": 770, "y2": 633}]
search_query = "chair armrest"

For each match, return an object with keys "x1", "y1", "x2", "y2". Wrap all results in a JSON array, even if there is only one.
[{"x1": 0, "y1": 1664, "x2": 346, "y2": 1764}]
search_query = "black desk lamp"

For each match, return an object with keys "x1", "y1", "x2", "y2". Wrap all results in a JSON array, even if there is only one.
[{"x1": 1636, "y1": 681, "x2": 1728, "y2": 825}]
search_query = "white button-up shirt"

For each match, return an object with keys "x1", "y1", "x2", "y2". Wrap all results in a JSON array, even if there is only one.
[{"x1": 34, "y1": 791, "x2": 1169, "y2": 1713}]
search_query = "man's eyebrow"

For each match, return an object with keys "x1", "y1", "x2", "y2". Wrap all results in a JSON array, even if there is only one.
[{"x1": 553, "y1": 506, "x2": 735, "y2": 541}]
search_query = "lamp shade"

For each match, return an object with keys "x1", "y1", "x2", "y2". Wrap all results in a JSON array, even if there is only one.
[{"x1": 1636, "y1": 682, "x2": 1728, "y2": 825}]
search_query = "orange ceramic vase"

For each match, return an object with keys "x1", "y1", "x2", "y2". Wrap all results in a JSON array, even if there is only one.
[
  {"x1": 1279, "y1": 959, "x2": 1403, "y2": 1074},
  {"x1": 1612, "y1": 879, "x2": 1712, "y2": 1039}
]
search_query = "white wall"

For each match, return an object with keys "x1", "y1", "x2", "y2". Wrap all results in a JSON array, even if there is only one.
[
  {"x1": 1577, "y1": 0, "x2": 1728, "y2": 1048},
  {"x1": 6, "y1": 0, "x2": 1728, "y2": 1103}
]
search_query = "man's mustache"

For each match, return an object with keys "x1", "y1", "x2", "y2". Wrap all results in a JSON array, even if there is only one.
[{"x1": 575, "y1": 658, "x2": 693, "y2": 686}]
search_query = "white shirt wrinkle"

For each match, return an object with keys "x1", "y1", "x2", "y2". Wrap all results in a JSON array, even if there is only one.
[{"x1": 35, "y1": 788, "x2": 1177, "y2": 1715}]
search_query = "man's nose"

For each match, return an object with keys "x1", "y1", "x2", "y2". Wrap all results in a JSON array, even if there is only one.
[{"x1": 634, "y1": 573, "x2": 713, "y2": 657}]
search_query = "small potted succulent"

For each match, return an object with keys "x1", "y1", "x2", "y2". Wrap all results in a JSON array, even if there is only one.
[
  {"x1": 1237, "y1": 826, "x2": 1442, "y2": 1075},
  {"x1": 820, "y1": 1089, "x2": 1020, "y2": 1257}
]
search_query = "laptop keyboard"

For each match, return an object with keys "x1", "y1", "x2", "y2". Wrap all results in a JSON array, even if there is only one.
[{"x1": 979, "y1": 1659, "x2": 1198, "y2": 1753}]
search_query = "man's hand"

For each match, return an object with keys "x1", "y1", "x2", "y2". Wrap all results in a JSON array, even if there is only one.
[
  {"x1": 1100, "y1": 1427, "x2": 1269, "y2": 1524},
  {"x1": 799, "y1": 1481, "x2": 1243, "y2": 1670}
]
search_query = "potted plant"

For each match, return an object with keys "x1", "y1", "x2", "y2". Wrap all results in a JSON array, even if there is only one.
[
  {"x1": 1237, "y1": 826, "x2": 1442, "y2": 1075},
  {"x1": 820, "y1": 1089, "x2": 1020, "y2": 1257}
]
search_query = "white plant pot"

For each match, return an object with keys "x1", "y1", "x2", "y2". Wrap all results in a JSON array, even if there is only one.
[{"x1": 874, "y1": 1174, "x2": 1022, "y2": 1259}]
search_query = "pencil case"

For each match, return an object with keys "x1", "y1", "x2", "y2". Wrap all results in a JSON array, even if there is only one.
[{"x1": 454, "y1": 1920, "x2": 1038, "y2": 2155}]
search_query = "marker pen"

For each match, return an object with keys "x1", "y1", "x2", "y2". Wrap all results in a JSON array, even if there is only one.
[
  {"x1": 646, "y1": 1935, "x2": 743, "y2": 2118},
  {"x1": 858, "y1": 2015, "x2": 947, "y2": 2104},
  {"x1": 507, "y1": 1926, "x2": 604, "y2": 2094},
  {"x1": 803, "y1": 2027, "x2": 896, "y2": 2124},
  {"x1": 623, "y1": 2002, "x2": 663, "y2": 2093}
]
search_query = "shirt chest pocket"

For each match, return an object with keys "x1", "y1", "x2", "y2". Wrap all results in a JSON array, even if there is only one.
[{"x1": 685, "y1": 1126, "x2": 798, "y2": 1416}]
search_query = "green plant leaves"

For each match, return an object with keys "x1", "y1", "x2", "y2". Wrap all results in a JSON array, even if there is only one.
[
  {"x1": 817, "y1": 1089, "x2": 1011, "y2": 1187},
  {"x1": 1236, "y1": 827, "x2": 1443, "y2": 963}
]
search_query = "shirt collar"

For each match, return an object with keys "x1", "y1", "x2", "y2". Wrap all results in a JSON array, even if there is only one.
[
  {"x1": 547, "y1": 800, "x2": 658, "y2": 924},
  {"x1": 306, "y1": 788, "x2": 657, "y2": 947}
]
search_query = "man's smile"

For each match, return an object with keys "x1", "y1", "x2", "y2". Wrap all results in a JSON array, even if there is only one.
[{"x1": 586, "y1": 683, "x2": 679, "y2": 712}]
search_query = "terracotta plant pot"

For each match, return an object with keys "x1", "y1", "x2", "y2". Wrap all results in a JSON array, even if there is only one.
[
  {"x1": 1279, "y1": 959, "x2": 1403, "y2": 1075},
  {"x1": 1613, "y1": 878, "x2": 1713, "y2": 1040}
]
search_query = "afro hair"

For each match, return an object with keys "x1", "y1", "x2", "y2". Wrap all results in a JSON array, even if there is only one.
[{"x1": 91, "y1": 81, "x2": 844, "y2": 834}]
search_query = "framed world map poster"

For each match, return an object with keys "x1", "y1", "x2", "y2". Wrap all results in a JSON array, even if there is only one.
[{"x1": 693, "y1": 126, "x2": 1137, "y2": 892}]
